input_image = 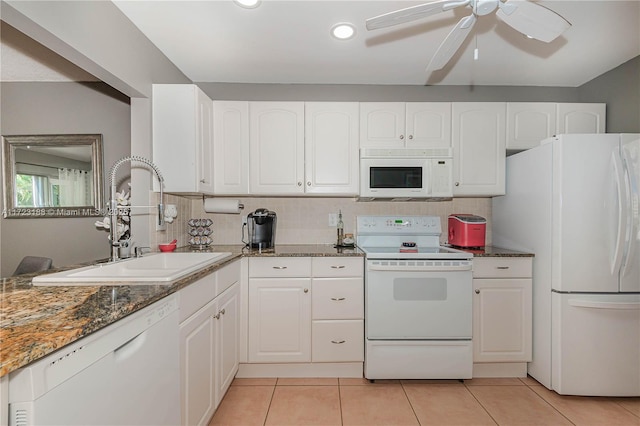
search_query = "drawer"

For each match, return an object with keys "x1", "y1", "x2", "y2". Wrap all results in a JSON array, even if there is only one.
[
  {"x1": 312, "y1": 257, "x2": 363, "y2": 277},
  {"x1": 249, "y1": 257, "x2": 312, "y2": 277},
  {"x1": 179, "y1": 274, "x2": 216, "y2": 323},
  {"x1": 216, "y1": 259, "x2": 240, "y2": 296},
  {"x1": 312, "y1": 278, "x2": 363, "y2": 320},
  {"x1": 473, "y1": 257, "x2": 532, "y2": 278},
  {"x1": 312, "y1": 320, "x2": 364, "y2": 362}
]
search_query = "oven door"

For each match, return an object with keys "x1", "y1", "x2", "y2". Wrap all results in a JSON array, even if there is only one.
[{"x1": 366, "y1": 259, "x2": 472, "y2": 340}]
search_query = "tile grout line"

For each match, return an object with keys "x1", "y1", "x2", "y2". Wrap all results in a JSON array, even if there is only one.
[
  {"x1": 462, "y1": 380, "x2": 500, "y2": 426},
  {"x1": 399, "y1": 381, "x2": 424, "y2": 425},
  {"x1": 261, "y1": 382, "x2": 277, "y2": 426}
]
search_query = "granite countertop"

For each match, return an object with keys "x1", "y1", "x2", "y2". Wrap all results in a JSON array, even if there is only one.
[
  {"x1": 461, "y1": 246, "x2": 534, "y2": 257},
  {"x1": 0, "y1": 244, "x2": 363, "y2": 377}
]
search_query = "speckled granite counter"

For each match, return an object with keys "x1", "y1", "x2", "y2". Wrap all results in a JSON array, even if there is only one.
[
  {"x1": 462, "y1": 246, "x2": 534, "y2": 257},
  {"x1": 0, "y1": 244, "x2": 363, "y2": 377}
]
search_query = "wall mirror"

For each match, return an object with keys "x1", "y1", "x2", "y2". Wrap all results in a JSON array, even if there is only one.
[{"x1": 2, "y1": 134, "x2": 104, "y2": 218}]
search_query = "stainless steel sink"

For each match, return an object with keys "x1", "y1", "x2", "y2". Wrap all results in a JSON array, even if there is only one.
[{"x1": 32, "y1": 252, "x2": 232, "y2": 286}]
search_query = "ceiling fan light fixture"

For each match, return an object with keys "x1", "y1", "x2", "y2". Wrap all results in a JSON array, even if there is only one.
[
  {"x1": 331, "y1": 22, "x2": 356, "y2": 40},
  {"x1": 233, "y1": 0, "x2": 261, "y2": 9}
]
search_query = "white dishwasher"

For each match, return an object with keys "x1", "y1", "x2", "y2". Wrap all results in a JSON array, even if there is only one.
[{"x1": 8, "y1": 294, "x2": 180, "y2": 426}]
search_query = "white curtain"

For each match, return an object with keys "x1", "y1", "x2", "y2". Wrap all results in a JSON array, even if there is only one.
[{"x1": 58, "y1": 168, "x2": 91, "y2": 206}]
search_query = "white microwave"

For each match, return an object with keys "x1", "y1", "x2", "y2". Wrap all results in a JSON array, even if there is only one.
[{"x1": 359, "y1": 148, "x2": 453, "y2": 199}]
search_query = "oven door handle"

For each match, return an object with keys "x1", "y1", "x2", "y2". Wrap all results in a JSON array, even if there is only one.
[{"x1": 367, "y1": 263, "x2": 472, "y2": 272}]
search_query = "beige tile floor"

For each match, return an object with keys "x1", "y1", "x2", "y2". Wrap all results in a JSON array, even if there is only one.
[{"x1": 209, "y1": 376, "x2": 640, "y2": 426}]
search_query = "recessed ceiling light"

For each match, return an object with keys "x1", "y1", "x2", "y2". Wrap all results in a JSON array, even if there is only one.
[
  {"x1": 234, "y1": 0, "x2": 261, "y2": 9},
  {"x1": 331, "y1": 22, "x2": 356, "y2": 40}
]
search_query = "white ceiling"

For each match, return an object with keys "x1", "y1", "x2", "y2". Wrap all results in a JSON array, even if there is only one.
[{"x1": 113, "y1": 0, "x2": 640, "y2": 87}]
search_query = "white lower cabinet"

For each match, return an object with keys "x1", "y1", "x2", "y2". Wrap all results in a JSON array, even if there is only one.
[
  {"x1": 472, "y1": 257, "x2": 532, "y2": 378},
  {"x1": 243, "y1": 256, "x2": 364, "y2": 378},
  {"x1": 179, "y1": 261, "x2": 240, "y2": 426}
]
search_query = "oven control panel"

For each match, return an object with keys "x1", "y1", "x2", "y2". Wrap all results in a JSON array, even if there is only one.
[{"x1": 357, "y1": 215, "x2": 441, "y2": 235}]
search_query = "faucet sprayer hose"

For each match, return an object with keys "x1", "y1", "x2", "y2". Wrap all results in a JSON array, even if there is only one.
[{"x1": 109, "y1": 155, "x2": 164, "y2": 187}]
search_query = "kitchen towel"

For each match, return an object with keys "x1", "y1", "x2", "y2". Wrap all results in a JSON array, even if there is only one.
[{"x1": 203, "y1": 198, "x2": 244, "y2": 214}]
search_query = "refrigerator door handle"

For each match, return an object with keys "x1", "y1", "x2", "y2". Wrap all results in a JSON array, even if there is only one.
[
  {"x1": 620, "y1": 151, "x2": 637, "y2": 278},
  {"x1": 610, "y1": 153, "x2": 626, "y2": 275},
  {"x1": 568, "y1": 299, "x2": 640, "y2": 310}
]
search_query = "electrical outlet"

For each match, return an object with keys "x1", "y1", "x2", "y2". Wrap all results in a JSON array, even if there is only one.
[{"x1": 328, "y1": 213, "x2": 338, "y2": 227}]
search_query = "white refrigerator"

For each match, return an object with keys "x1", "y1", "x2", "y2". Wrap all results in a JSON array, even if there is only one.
[{"x1": 493, "y1": 133, "x2": 640, "y2": 396}]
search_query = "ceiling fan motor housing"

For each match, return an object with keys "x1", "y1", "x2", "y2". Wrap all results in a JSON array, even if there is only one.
[{"x1": 474, "y1": 0, "x2": 499, "y2": 16}]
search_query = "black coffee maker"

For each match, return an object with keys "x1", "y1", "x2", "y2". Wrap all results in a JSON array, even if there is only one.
[{"x1": 247, "y1": 208, "x2": 277, "y2": 249}]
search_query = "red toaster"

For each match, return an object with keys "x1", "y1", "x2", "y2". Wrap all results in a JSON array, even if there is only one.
[{"x1": 448, "y1": 214, "x2": 486, "y2": 248}]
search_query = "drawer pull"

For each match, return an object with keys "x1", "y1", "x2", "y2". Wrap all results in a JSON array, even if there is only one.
[
  {"x1": 304, "y1": 288, "x2": 309, "y2": 293},
  {"x1": 331, "y1": 265, "x2": 346, "y2": 269},
  {"x1": 272, "y1": 266, "x2": 288, "y2": 270},
  {"x1": 331, "y1": 297, "x2": 346, "y2": 301},
  {"x1": 331, "y1": 340, "x2": 346, "y2": 344},
  {"x1": 496, "y1": 266, "x2": 510, "y2": 270}
]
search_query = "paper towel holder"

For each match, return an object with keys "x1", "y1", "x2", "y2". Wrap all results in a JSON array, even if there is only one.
[{"x1": 202, "y1": 196, "x2": 244, "y2": 213}]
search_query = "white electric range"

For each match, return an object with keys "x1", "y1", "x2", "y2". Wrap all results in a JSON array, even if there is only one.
[{"x1": 356, "y1": 215, "x2": 474, "y2": 380}]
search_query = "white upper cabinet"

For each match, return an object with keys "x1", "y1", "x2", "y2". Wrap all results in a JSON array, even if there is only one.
[
  {"x1": 556, "y1": 103, "x2": 606, "y2": 134},
  {"x1": 405, "y1": 102, "x2": 452, "y2": 148},
  {"x1": 153, "y1": 84, "x2": 214, "y2": 194},
  {"x1": 304, "y1": 102, "x2": 359, "y2": 195},
  {"x1": 360, "y1": 102, "x2": 451, "y2": 148},
  {"x1": 452, "y1": 102, "x2": 506, "y2": 196},
  {"x1": 213, "y1": 101, "x2": 249, "y2": 195},
  {"x1": 249, "y1": 102, "x2": 305, "y2": 195},
  {"x1": 506, "y1": 103, "x2": 556, "y2": 151}
]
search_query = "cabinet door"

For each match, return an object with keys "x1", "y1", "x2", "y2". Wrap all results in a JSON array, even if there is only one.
[
  {"x1": 506, "y1": 103, "x2": 556, "y2": 151},
  {"x1": 452, "y1": 102, "x2": 506, "y2": 196},
  {"x1": 179, "y1": 302, "x2": 216, "y2": 426},
  {"x1": 249, "y1": 102, "x2": 304, "y2": 194},
  {"x1": 213, "y1": 101, "x2": 249, "y2": 194},
  {"x1": 556, "y1": 103, "x2": 606, "y2": 134},
  {"x1": 153, "y1": 84, "x2": 198, "y2": 193},
  {"x1": 248, "y1": 277, "x2": 312, "y2": 362},
  {"x1": 359, "y1": 102, "x2": 405, "y2": 148},
  {"x1": 196, "y1": 88, "x2": 214, "y2": 194},
  {"x1": 304, "y1": 102, "x2": 359, "y2": 195},
  {"x1": 473, "y1": 278, "x2": 532, "y2": 363},
  {"x1": 405, "y1": 102, "x2": 451, "y2": 148},
  {"x1": 215, "y1": 283, "x2": 239, "y2": 407}
]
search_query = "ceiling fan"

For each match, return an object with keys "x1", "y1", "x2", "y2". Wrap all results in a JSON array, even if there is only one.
[{"x1": 366, "y1": 0, "x2": 571, "y2": 72}]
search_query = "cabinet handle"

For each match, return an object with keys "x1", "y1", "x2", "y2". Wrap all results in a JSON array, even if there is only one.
[
  {"x1": 214, "y1": 313, "x2": 221, "y2": 319},
  {"x1": 408, "y1": 135, "x2": 413, "y2": 140},
  {"x1": 298, "y1": 182, "x2": 302, "y2": 186},
  {"x1": 307, "y1": 181, "x2": 311, "y2": 186},
  {"x1": 304, "y1": 288, "x2": 309, "y2": 293},
  {"x1": 496, "y1": 266, "x2": 510, "y2": 270},
  {"x1": 331, "y1": 297, "x2": 346, "y2": 301},
  {"x1": 220, "y1": 309, "x2": 226, "y2": 315},
  {"x1": 273, "y1": 266, "x2": 288, "y2": 269},
  {"x1": 399, "y1": 134, "x2": 404, "y2": 140},
  {"x1": 200, "y1": 179, "x2": 206, "y2": 183},
  {"x1": 455, "y1": 182, "x2": 460, "y2": 186},
  {"x1": 331, "y1": 340, "x2": 346, "y2": 344},
  {"x1": 330, "y1": 265, "x2": 346, "y2": 269},
  {"x1": 475, "y1": 289, "x2": 480, "y2": 294}
]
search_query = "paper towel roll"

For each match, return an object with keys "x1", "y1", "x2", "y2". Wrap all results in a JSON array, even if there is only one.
[{"x1": 203, "y1": 198, "x2": 244, "y2": 214}]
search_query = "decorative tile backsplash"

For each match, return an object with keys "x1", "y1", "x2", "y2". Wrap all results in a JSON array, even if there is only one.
[{"x1": 151, "y1": 196, "x2": 493, "y2": 248}]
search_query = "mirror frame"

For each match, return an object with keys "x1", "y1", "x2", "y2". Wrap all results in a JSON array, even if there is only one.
[{"x1": 2, "y1": 134, "x2": 104, "y2": 219}]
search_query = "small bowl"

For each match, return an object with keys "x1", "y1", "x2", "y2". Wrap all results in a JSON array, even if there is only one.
[{"x1": 158, "y1": 243, "x2": 177, "y2": 252}]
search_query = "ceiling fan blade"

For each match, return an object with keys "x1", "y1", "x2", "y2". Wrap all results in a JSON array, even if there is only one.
[
  {"x1": 366, "y1": 0, "x2": 471, "y2": 31},
  {"x1": 496, "y1": 0, "x2": 571, "y2": 43},
  {"x1": 426, "y1": 14, "x2": 477, "y2": 71}
]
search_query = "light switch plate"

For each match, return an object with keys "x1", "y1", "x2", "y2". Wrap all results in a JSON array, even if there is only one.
[{"x1": 328, "y1": 213, "x2": 338, "y2": 227}]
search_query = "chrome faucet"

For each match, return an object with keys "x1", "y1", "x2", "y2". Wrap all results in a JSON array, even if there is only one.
[{"x1": 108, "y1": 156, "x2": 165, "y2": 262}]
